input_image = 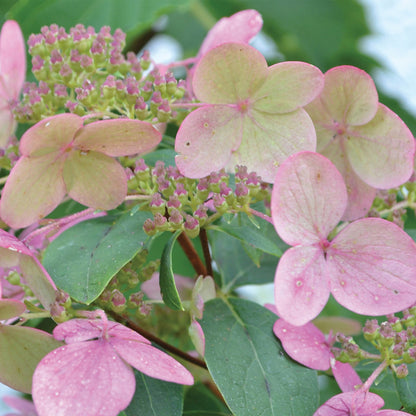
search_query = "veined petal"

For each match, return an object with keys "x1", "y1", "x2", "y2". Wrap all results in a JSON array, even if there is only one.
[
  {"x1": 321, "y1": 139, "x2": 376, "y2": 220},
  {"x1": 0, "y1": 104, "x2": 16, "y2": 148},
  {"x1": 314, "y1": 392, "x2": 384, "y2": 416},
  {"x1": 74, "y1": 119, "x2": 161, "y2": 157},
  {"x1": 63, "y1": 150, "x2": 127, "y2": 210},
  {"x1": 193, "y1": 43, "x2": 268, "y2": 104},
  {"x1": 20, "y1": 114, "x2": 82, "y2": 157},
  {"x1": 0, "y1": 299, "x2": 25, "y2": 320},
  {"x1": 253, "y1": 62, "x2": 324, "y2": 113},
  {"x1": 33, "y1": 341, "x2": 135, "y2": 416},
  {"x1": 273, "y1": 320, "x2": 331, "y2": 370},
  {"x1": 346, "y1": 103, "x2": 415, "y2": 188},
  {"x1": 175, "y1": 105, "x2": 242, "y2": 178},
  {"x1": 0, "y1": 153, "x2": 66, "y2": 228},
  {"x1": 328, "y1": 218, "x2": 416, "y2": 315},
  {"x1": 198, "y1": 10, "x2": 263, "y2": 57},
  {"x1": 0, "y1": 20, "x2": 26, "y2": 100},
  {"x1": 228, "y1": 108, "x2": 316, "y2": 182},
  {"x1": 271, "y1": 151, "x2": 347, "y2": 245},
  {"x1": 317, "y1": 65, "x2": 379, "y2": 127},
  {"x1": 274, "y1": 245, "x2": 330, "y2": 326},
  {"x1": 111, "y1": 338, "x2": 194, "y2": 385}
]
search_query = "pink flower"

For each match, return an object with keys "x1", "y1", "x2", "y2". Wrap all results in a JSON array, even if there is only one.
[
  {"x1": 271, "y1": 151, "x2": 416, "y2": 325},
  {"x1": 197, "y1": 9, "x2": 263, "y2": 58},
  {"x1": 0, "y1": 229, "x2": 56, "y2": 310},
  {"x1": 273, "y1": 319, "x2": 361, "y2": 392},
  {"x1": 314, "y1": 391, "x2": 413, "y2": 415},
  {"x1": 0, "y1": 20, "x2": 26, "y2": 147},
  {"x1": 175, "y1": 42, "x2": 323, "y2": 182},
  {"x1": 0, "y1": 114, "x2": 161, "y2": 228},
  {"x1": 305, "y1": 66, "x2": 415, "y2": 220},
  {"x1": 32, "y1": 311, "x2": 193, "y2": 416},
  {"x1": 3, "y1": 395, "x2": 38, "y2": 416}
]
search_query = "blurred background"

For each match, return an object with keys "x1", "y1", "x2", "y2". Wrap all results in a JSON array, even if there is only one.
[{"x1": 0, "y1": 0, "x2": 415, "y2": 412}]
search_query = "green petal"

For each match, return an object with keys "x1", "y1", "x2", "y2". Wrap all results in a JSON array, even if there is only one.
[
  {"x1": 0, "y1": 153, "x2": 66, "y2": 228},
  {"x1": 74, "y1": 119, "x2": 161, "y2": 157},
  {"x1": 20, "y1": 114, "x2": 82, "y2": 157},
  {"x1": 63, "y1": 150, "x2": 127, "y2": 210},
  {"x1": 193, "y1": 43, "x2": 267, "y2": 104},
  {"x1": 346, "y1": 104, "x2": 415, "y2": 188},
  {"x1": 228, "y1": 108, "x2": 316, "y2": 182},
  {"x1": 252, "y1": 62, "x2": 324, "y2": 114}
]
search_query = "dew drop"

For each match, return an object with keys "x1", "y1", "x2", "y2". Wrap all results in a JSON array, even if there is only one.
[
  {"x1": 296, "y1": 280, "x2": 303, "y2": 287},
  {"x1": 80, "y1": 150, "x2": 89, "y2": 156},
  {"x1": 45, "y1": 122, "x2": 50, "y2": 127}
]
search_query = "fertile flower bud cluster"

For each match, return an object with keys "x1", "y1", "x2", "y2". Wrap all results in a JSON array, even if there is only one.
[
  {"x1": 332, "y1": 307, "x2": 416, "y2": 379},
  {"x1": 133, "y1": 160, "x2": 270, "y2": 238},
  {"x1": 14, "y1": 24, "x2": 188, "y2": 123}
]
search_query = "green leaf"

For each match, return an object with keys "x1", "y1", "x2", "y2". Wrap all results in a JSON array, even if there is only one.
[
  {"x1": 393, "y1": 362, "x2": 416, "y2": 413},
  {"x1": 9, "y1": 0, "x2": 191, "y2": 41},
  {"x1": 200, "y1": 298, "x2": 319, "y2": 416},
  {"x1": 125, "y1": 368, "x2": 184, "y2": 416},
  {"x1": 183, "y1": 383, "x2": 232, "y2": 415},
  {"x1": 0, "y1": 326, "x2": 62, "y2": 393},
  {"x1": 211, "y1": 213, "x2": 283, "y2": 257},
  {"x1": 208, "y1": 228, "x2": 279, "y2": 290},
  {"x1": 159, "y1": 230, "x2": 184, "y2": 310},
  {"x1": 43, "y1": 209, "x2": 152, "y2": 304}
]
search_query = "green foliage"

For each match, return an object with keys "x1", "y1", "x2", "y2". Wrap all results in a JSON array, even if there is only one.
[
  {"x1": 125, "y1": 369, "x2": 184, "y2": 416},
  {"x1": 43, "y1": 209, "x2": 152, "y2": 304},
  {"x1": 183, "y1": 383, "x2": 232, "y2": 415},
  {"x1": 200, "y1": 298, "x2": 319, "y2": 416},
  {"x1": 159, "y1": 230, "x2": 185, "y2": 310}
]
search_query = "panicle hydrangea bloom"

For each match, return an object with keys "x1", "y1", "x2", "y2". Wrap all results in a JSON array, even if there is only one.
[
  {"x1": 271, "y1": 151, "x2": 416, "y2": 326},
  {"x1": 175, "y1": 42, "x2": 324, "y2": 182},
  {"x1": 32, "y1": 311, "x2": 193, "y2": 416},
  {"x1": 0, "y1": 113, "x2": 161, "y2": 228},
  {"x1": 305, "y1": 66, "x2": 415, "y2": 220},
  {"x1": 0, "y1": 20, "x2": 26, "y2": 147}
]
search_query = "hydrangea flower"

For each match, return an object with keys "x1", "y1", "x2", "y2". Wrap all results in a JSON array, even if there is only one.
[
  {"x1": 175, "y1": 42, "x2": 324, "y2": 182},
  {"x1": 314, "y1": 391, "x2": 413, "y2": 415},
  {"x1": 3, "y1": 395, "x2": 38, "y2": 416},
  {"x1": 305, "y1": 65, "x2": 415, "y2": 220},
  {"x1": 0, "y1": 229, "x2": 56, "y2": 309},
  {"x1": 32, "y1": 311, "x2": 193, "y2": 416},
  {"x1": 0, "y1": 113, "x2": 161, "y2": 228},
  {"x1": 0, "y1": 20, "x2": 26, "y2": 147},
  {"x1": 271, "y1": 151, "x2": 416, "y2": 325}
]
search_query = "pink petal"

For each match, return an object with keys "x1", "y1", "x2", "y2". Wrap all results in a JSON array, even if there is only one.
[
  {"x1": 20, "y1": 114, "x2": 82, "y2": 157},
  {"x1": 0, "y1": 104, "x2": 16, "y2": 148},
  {"x1": 252, "y1": 62, "x2": 324, "y2": 113},
  {"x1": 346, "y1": 103, "x2": 415, "y2": 188},
  {"x1": 175, "y1": 105, "x2": 242, "y2": 178},
  {"x1": 0, "y1": 20, "x2": 26, "y2": 100},
  {"x1": 74, "y1": 119, "x2": 161, "y2": 157},
  {"x1": 193, "y1": 43, "x2": 268, "y2": 104},
  {"x1": 33, "y1": 341, "x2": 135, "y2": 416},
  {"x1": 274, "y1": 245, "x2": 330, "y2": 326},
  {"x1": 198, "y1": 10, "x2": 263, "y2": 57},
  {"x1": 189, "y1": 319, "x2": 205, "y2": 356},
  {"x1": 0, "y1": 154, "x2": 66, "y2": 228},
  {"x1": 273, "y1": 319, "x2": 331, "y2": 370},
  {"x1": 330, "y1": 359, "x2": 362, "y2": 393},
  {"x1": 321, "y1": 139, "x2": 376, "y2": 221},
  {"x1": 111, "y1": 338, "x2": 194, "y2": 385},
  {"x1": 0, "y1": 326, "x2": 62, "y2": 394},
  {"x1": 3, "y1": 395, "x2": 37, "y2": 415},
  {"x1": 314, "y1": 391, "x2": 384, "y2": 416},
  {"x1": 227, "y1": 109, "x2": 316, "y2": 183},
  {"x1": 328, "y1": 218, "x2": 416, "y2": 315},
  {"x1": 107, "y1": 321, "x2": 152, "y2": 344},
  {"x1": 0, "y1": 299, "x2": 25, "y2": 320},
  {"x1": 63, "y1": 150, "x2": 127, "y2": 209},
  {"x1": 271, "y1": 151, "x2": 347, "y2": 246},
  {"x1": 316, "y1": 65, "x2": 379, "y2": 127}
]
